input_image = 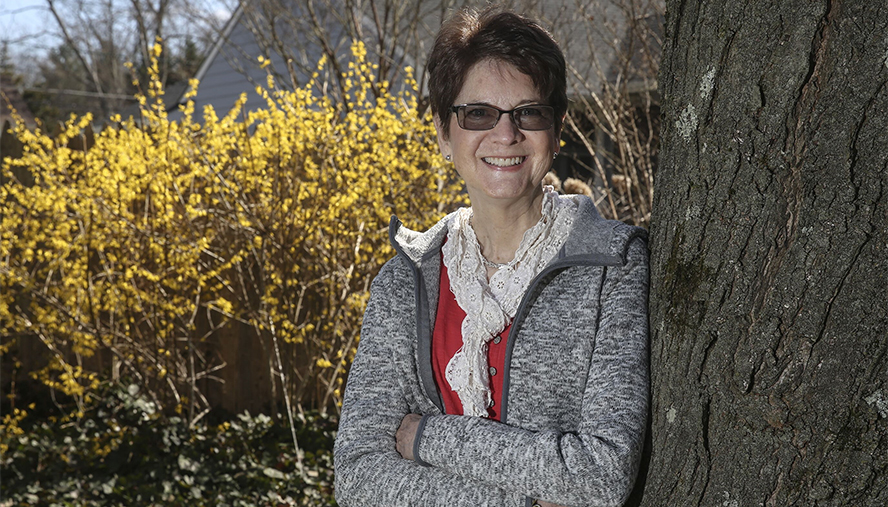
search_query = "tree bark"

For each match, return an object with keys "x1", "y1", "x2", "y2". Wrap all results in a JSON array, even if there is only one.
[{"x1": 643, "y1": 1, "x2": 888, "y2": 505}]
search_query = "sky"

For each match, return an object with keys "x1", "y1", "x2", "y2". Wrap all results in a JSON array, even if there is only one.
[
  {"x1": 1, "y1": 0, "x2": 55, "y2": 56},
  {"x1": 1, "y1": 0, "x2": 233, "y2": 81}
]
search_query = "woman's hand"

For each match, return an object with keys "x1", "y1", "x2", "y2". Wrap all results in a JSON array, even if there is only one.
[{"x1": 395, "y1": 413, "x2": 422, "y2": 460}]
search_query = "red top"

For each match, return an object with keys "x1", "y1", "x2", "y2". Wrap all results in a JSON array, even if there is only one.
[{"x1": 432, "y1": 255, "x2": 511, "y2": 420}]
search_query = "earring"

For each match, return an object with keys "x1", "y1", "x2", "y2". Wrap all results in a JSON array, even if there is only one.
[
  {"x1": 553, "y1": 152, "x2": 559, "y2": 160},
  {"x1": 445, "y1": 154, "x2": 451, "y2": 161}
]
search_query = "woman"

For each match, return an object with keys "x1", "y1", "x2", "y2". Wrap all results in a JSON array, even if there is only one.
[{"x1": 334, "y1": 7, "x2": 649, "y2": 507}]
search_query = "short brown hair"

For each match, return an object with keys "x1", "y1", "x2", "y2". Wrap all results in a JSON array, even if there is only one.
[{"x1": 426, "y1": 6, "x2": 567, "y2": 138}]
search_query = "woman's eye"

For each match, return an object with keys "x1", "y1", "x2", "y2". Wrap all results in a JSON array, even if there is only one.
[
  {"x1": 466, "y1": 107, "x2": 491, "y2": 117},
  {"x1": 519, "y1": 107, "x2": 542, "y2": 116}
]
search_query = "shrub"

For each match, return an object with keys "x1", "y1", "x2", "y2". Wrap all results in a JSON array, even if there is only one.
[
  {"x1": 0, "y1": 381, "x2": 337, "y2": 506},
  {"x1": 0, "y1": 40, "x2": 465, "y2": 425}
]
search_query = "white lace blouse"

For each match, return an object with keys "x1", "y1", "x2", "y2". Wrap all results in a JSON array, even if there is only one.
[{"x1": 440, "y1": 187, "x2": 578, "y2": 416}]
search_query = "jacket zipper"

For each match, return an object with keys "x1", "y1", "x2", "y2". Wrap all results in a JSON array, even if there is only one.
[{"x1": 500, "y1": 254, "x2": 623, "y2": 424}]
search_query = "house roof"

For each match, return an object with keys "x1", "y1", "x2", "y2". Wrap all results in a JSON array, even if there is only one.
[{"x1": 166, "y1": 0, "x2": 391, "y2": 121}]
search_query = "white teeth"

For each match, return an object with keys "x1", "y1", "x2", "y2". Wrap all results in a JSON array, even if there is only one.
[{"x1": 483, "y1": 156, "x2": 524, "y2": 167}]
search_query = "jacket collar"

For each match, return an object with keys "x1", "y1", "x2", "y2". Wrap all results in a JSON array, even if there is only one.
[{"x1": 388, "y1": 194, "x2": 639, "y2": 267}]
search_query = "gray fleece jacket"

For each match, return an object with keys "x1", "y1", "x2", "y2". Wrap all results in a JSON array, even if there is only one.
[{"x1": 334, "y1": 195, "x2": 649, "y2": 507}]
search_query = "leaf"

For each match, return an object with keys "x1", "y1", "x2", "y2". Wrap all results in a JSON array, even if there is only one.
[
  {"x1": 178, "y1": 454, "x2": 199, "y2": 473},
  {"x1": 262, "y1": 467, "x2": 287, "y2": 480}
]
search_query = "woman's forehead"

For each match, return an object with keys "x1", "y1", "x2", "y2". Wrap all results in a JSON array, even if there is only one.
[{"x1": 455, "y1": 59, "x2": 543, "y2": 106}]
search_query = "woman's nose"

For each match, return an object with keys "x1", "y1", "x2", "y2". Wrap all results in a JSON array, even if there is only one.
[{"x1": 489, "y1": 112, "x2": 523, "y2": 143}]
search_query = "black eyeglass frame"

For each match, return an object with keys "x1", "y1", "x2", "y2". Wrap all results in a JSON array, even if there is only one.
[{"x1": 449, "y1": 103, "x2": 556, "y2": 131}]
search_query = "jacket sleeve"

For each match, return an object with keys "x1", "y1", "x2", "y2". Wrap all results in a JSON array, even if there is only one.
[
  {"x1": 333, "y1": 261, "x2": 522, "y2": 507},
  {"x1": 413, "y1": 238, "x2": 650, "y2": 507}
]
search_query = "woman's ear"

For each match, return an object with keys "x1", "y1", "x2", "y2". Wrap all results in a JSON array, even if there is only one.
[
  {"x1": 553, "y1": 115, "x2": 565, "y2": 155},
  {"x1": 434, "y1": 114, "x2": 451, "y2": 160}
]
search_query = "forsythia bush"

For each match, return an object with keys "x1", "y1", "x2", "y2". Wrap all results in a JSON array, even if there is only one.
[{"x1": 0, "y1": 41, "x2": 464, "y2": 424}]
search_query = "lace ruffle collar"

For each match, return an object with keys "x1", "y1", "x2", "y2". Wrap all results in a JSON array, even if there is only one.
[{"x1": 441, "y1": 187, "x2": 577, "y2": 416}]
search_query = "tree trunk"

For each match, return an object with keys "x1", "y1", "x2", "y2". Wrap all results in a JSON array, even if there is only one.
[{"x1": 643, "y1": 1, "x2": 888, "y2": 505}]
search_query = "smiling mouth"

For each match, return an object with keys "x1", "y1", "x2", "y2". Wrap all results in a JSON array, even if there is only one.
[{"x1": 482, "y1": 156, "x2": 526, "y2": 167}]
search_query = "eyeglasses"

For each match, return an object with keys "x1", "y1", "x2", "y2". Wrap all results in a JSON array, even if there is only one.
[{"x1": 450, "y1": 104, "x2": 555, "y2": 131}]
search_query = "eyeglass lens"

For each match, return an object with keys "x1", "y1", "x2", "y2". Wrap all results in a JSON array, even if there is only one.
[{"x1": 456, "y1": 105, "x2": 554, "y2": 131}]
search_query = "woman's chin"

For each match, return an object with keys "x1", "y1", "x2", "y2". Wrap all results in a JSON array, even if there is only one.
[{"x1": 469, "y1": 181, "x2": 545, "y2": 206}]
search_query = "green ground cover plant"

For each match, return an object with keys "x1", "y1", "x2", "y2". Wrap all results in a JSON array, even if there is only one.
[{"x1": 1, "y1": 381, "x2": 336, "y2": 506}]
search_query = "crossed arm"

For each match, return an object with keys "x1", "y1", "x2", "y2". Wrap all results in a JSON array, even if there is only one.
[{"x1": 395, "y1": 414, "x2": 564, "y2": 507}]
